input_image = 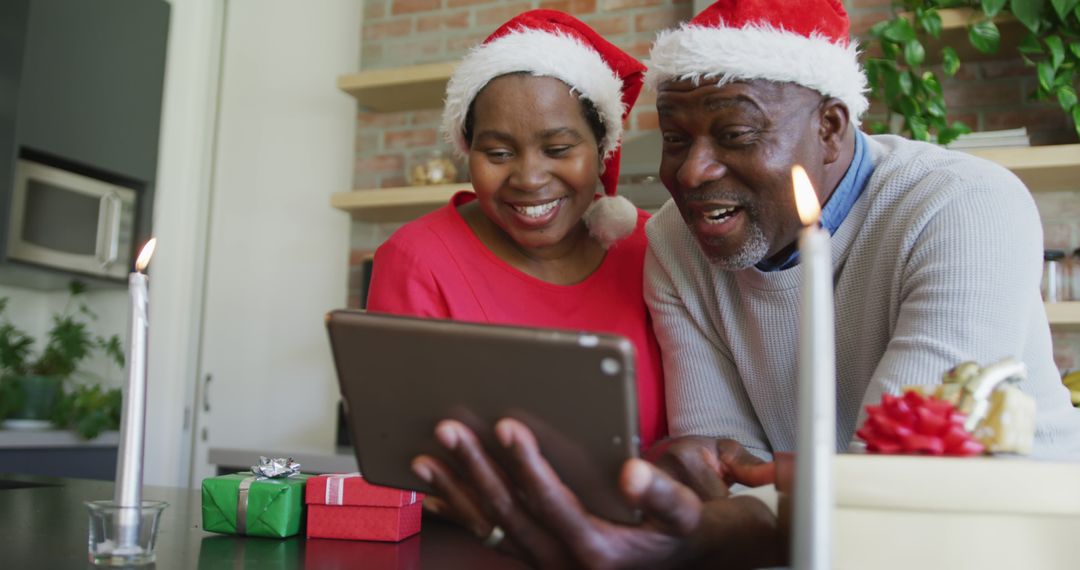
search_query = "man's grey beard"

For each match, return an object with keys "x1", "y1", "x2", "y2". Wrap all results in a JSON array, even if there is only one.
[{"x1": 699, "y1": 220, "x2": 769, "y2": 271}]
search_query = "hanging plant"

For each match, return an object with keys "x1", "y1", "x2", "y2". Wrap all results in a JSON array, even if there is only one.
[{"x1": 864, "y1": 0, "x2": 1080, "y2": 144}]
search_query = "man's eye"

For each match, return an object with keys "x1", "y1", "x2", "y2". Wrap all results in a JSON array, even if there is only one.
[
  {"x1": 719, "y1": 128, "x2": 756, "y2": 144},
  {"x1": 661, "y1": 133, "x2": 687, "y2": 147}
]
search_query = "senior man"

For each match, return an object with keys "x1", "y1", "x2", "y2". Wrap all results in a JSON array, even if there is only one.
[{"x1": 412, "y1": 1, "x2": 1080, "y2": 567}]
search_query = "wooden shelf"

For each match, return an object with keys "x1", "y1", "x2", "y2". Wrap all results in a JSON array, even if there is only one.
[
  {"x1": 967, "y1": 144, "x2": 1080, "y2": 192},
  {"x1": 337, "y1": 61, "x2": 456, "y2": 112},
  {"x1": 331, "y1": 184, "x2": 461, "y2": 222},
  {"x1": 910, "y1": 7, "x2": 1026, "y2": 64},
  {"x1": 1046, "y1": 302, "x2": 1080, "y2": 327}
]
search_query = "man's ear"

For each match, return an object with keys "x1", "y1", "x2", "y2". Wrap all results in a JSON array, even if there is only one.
[{"x1": 818, "y1": 98, "x2": 850, "y2": 165}]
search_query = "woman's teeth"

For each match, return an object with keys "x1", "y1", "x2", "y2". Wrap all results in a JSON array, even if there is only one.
[
  {"x1": 513, "y1": 198, "x2": 561, "y2": 218},
  {"x1": 704, "y1": 206, "x2": 737, "y2": 223}
]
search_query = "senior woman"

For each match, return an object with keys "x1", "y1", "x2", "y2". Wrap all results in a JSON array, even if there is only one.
[{"x1": 366, "y1": 10, "x2": 665, "y2": 451}]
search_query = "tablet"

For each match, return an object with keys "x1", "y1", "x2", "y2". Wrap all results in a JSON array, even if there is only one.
[{"x1": 325, "y1": 310, "x2": 641, "y2": 524}]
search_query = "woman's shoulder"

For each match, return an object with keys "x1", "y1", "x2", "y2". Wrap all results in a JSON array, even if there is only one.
[{"x1": 379, "y1": 192, "x2": 474, "y2": 255}]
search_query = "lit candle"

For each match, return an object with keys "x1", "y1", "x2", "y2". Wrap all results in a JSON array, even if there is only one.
[
  {"x1": 791, "y1": 166, "x2": 834, "y2": 570},
  {"x1": 114, "y1": 238, "x2": 157, "y2": 550}
]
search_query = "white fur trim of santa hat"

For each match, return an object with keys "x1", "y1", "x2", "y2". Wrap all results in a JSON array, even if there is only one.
[
  {"x1": 442, "y1": 28, "x2": 627, "y2": 161},
  {"x1": 583, "y1": 194, "x2": 637, "y2": 249},
  {"x1": 645, "y1": 24, "x2": 869, "y2": 126}
]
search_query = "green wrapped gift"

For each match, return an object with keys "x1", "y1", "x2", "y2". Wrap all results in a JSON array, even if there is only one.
[{"x1": 202, "y1": 459, "x2": 311, "y2": 538}]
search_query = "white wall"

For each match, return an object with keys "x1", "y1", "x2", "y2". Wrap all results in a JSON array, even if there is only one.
[{"x1": 187, "y1": 0, "x2": 356, "y2": 482}]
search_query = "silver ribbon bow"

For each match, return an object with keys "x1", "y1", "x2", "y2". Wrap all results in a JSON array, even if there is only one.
[
  {"x1": 251, "y1": 456, "x2": 302, "y2": 479},
  {"x1": 236, "y1": 456, "x2": 302, "y2": 534}
]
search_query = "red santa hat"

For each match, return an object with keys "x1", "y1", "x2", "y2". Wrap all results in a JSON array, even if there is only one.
[
  {"x1": 645, "y1": 0, "x2": 869, "y2": 126},
  {"x1": 442, "y1": 9, "x2": 643, "y2": 247}
]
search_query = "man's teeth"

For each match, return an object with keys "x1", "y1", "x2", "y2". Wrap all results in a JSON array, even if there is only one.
[
  {"x1": 704, "y1": 206, "x2": 736, "y2": 223},
  {"x1": 513, "y1": 199, "x2": 560, "y2": 218}
]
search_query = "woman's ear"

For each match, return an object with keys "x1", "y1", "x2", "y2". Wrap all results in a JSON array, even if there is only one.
[{"x1": 819, "y1": 98, "x2": 850, "y2": 165}]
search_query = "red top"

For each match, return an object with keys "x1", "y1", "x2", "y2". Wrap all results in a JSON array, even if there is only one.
[{"x1": 367, "y1": 191, "x2": 666, "y2": 449}]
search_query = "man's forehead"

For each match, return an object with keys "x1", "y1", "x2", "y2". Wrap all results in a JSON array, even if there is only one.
[{"x1": 656, "y1": 78, "x2": 811, "y2": 111}]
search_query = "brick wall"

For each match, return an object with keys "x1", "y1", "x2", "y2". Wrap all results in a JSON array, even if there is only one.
[{"x1": 348, "y1": 0, "x2": 1080, "y2": 373}]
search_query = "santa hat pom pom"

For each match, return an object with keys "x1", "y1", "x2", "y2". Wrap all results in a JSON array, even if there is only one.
[{"x1": 583, "y1": 195, "x2": 637, "y2": 248}]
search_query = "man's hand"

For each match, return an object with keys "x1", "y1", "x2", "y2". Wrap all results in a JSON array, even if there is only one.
[
  {"x1": 412, "y1": 418, "x2": 784, "y2": 569},
  {"x1": 646, "y1": 436, "x2": 775, "y2": 500}
]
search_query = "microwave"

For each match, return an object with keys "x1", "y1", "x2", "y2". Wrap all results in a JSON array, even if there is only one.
[{"x1": 6, "y1": 159, "x2": 138, "y2": 280}]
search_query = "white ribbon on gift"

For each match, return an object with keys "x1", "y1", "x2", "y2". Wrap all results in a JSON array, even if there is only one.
[{"x1": 323, "y1": 472, "x2": 417, "y2": 506}]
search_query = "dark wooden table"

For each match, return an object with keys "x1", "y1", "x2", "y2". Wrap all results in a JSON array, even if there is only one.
[{"x1": 0, "y1": 474, "x2": 527, "y2": 569}]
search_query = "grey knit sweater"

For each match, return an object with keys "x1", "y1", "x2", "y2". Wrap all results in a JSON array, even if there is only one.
[{"x1": 645, "y1": 134, "x2": 1080, "y2": 460}]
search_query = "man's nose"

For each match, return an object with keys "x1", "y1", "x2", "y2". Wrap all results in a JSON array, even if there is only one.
[
  {"x1": 676, "y1": 140, "x2": 727, "y2": 190},
  {"x1": 509, "y1": 152, "x2": 551, "y2": 192}
]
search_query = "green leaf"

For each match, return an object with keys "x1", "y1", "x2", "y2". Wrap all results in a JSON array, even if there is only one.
[
  {"x1": 869, "y1": 20, "x2": 891, "y2": 38},
  {"x1": 1058, "y1": 85, "x2": 1079, "y2": 110},
  {"x1": 922, "y1": 71, "x2": 944, "y2": 95},
  {"x1": 1072, "y1": 105, "x2": 1080, "y2": 139},
  {"x1": 908, "y1": 116, "x2": 930, "y2": 141},
  {"x1": 982, "y1": 0, "x2": 1008, "y2": 17},
  {"x1": 899, "y1": 71, "x2": 914, "y2": 96},
  {"x1": 925, "y1": 98, "x2": 947, "y2": 118},
  {"x1": 968, "y1": 20, "x2": 1001, "y2": 54},
  {"x1": 1070, "y1": 41, "x2": 1080, "y2": 60},
  {"x1": 918, "y1": 9, "x2": 943, "y2": 38},
  {"x1": 1051, "y1": 0, "x2": 1079, "y2": 21},
  {"x1": 867, "y1": 121, "x2": 890, "y2": 134},
  {"x1": 68, "y1": 280, "x2": 86, "y2": 297},
  {"x1": 1018, "y1": 32, "x2": 1043, "y2": 54},
  {"x1": 883, "y1": 18, "x2": 918, "y2": 43},
  {"x1": 1011, "y1": 0, "x2": 1047, "y2": 33},
  {"x1": 882, "y1": 40, "x2": 901, "y2": 60},
  {"x1": 1046, "y1": 35, "x2": 1066, "y2": 69},
  {"x1": 904, "y1": 39, "x2": 927, "y2": 66},
  {"x1": 1038, "y1": 61, "x2": 1056, "y2": 91},
  {"x1": 942, "y1": 46, "x2": 961, "y2": 75}
]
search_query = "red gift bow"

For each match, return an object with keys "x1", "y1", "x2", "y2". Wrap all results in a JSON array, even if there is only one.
[{"x1": 856, "y1": 391, "x2": 984, "y2": 456}]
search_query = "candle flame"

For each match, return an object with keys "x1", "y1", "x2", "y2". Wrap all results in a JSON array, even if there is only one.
[
  {"x1": 792, "y1": 165, "x2": 821, "y2": 226},
  {"x1": 135, "y1": 238, "x2": 157, "y2": 272}
]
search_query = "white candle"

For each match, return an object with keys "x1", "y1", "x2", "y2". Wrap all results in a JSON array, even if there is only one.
[
  {"x1": 791, "y1": 167, "x2": 835, "y2": 570},
  {"x1": 114, "y1": 238, "x2": 156, "y2": 549}
]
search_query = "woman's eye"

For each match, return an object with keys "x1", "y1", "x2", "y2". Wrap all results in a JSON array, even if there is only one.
[
  {"x1": 485, "y1": 149, "x2": 512, "y2": 160},
  {"x1": 546, "y1": 145, "x2": 572, "y2": 157}
]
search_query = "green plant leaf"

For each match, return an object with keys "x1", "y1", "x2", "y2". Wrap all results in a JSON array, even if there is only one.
[
  {"x1": 882, "y1": 40, "x2": 901, "y2": 60},
  {"x1": 1018, "y1": 32, "x2": 1044, "y2": 54},
  {"x1": 884, "y1": 18, "x2": 918, "y2": 43},
  {"x1": 1072, "y1": 105, "x2": 1080, "y2": 139},
  {"x1": 904, "y1": 39, "x2": 927, "y2": 66},
  {"x1": 68, "y1": 280, "x2": 86, "y2": 297},
  {"x1": 1058, "y1": 85, "x2": 1079, "y2": 110},
  {"x1": 1046, "y1": 35, "x2": 1066, "y2": 69},
  {"x1": 1051, "y1": 0, "x2": 1079, "y2": 21},
  {"x1": 942, "y1": 46, "x2": 961, "y2": 75},
  {"x1": 1038, "y1": 61, "x2": 1056, "y2": 91},
  {"x1": 982, "y1": 0, "x2": 1008, "y2": 17},
  {"x1": 867, "y1": 121, "x2": 890, "y2": 134},
  {"x1": 1011, "y1": 0, "x2": 1047, "y2": 33},
  {"x1": 918, "y1": 9, "x2": 944, "y2": 38},
  {"x1": 922, "y1": 71, "x2": 944, "y2": 95},
  {"x1": 968, "y1": 20, "x2": 1001, "y2": 54},
  {"x1": 908, "y1": 116, "x2": 930, "y2": 141},
  {"x1": 869, "y1": 19, "x2": 891, "y2": 38},
  {"x1": 1070, "y1": 41, "x2": 1080, "y2": 60}
]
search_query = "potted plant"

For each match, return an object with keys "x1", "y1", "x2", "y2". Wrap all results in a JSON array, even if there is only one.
[
  {"x1": 0, "y1": 281, "x2": 125, "y2": 438},
  {"x1": 863, "y1": 0, "x2": 1080, "y2": 144}
]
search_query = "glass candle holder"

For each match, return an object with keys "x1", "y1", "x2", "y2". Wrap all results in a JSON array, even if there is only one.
[{"x1": 85, "y1": 500, "x2": 168, "y2": 566}]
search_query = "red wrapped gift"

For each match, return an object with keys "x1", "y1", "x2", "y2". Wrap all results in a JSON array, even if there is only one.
[{"x1": 305, "y1": 473, "x2": 423, "y2": 542}]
